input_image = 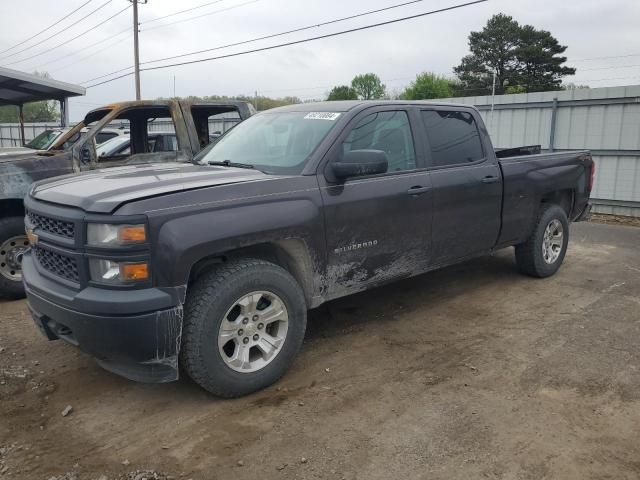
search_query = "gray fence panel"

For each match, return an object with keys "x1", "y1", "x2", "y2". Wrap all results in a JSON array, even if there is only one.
[
  {"x1": 441, "y1": 85, "x2": 640, "y2": 217},
  {"x1": 0, "y1": 122, "x2": 62, "y2": 147}
]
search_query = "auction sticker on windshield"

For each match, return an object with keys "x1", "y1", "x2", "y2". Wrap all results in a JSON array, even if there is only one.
[{"x1": 304, "y1": 112, "x2": 341, "y2": 121}]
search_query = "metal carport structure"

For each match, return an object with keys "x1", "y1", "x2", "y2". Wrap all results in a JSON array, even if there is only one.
[{"x1": 0, "y1": 66, "x2": 85, "y2": 145}]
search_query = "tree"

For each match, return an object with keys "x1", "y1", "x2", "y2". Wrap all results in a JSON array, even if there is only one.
[
  {"x1": 563, "y1": 83, "x2": 590, "y2": 90},
  {"x1": 351, "y1": 73, "x2": 386, "y2": 100},
  {"x1": 514, "y1": 25, "x2": 576, "y2": 92},
  {"x1": 0, "y1": 100, "x2": 60, "y2": 123},
  {"x1": 400, "y1": 72, "x2": 457, "y2": 100},
  {"x1": 454, "y1": 14, "x2": 575, "y2": 95},
  {"x1": 326, "y1": 85, "x2": 358, "y2": 101},
  {"x1": 0, "y1": 70, "x2": 60, "y2": 123},
  {"x1": 162, "y1": 94, "x2": 301, "y2": 111}
]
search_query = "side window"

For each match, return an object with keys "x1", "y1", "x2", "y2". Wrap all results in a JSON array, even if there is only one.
[
  {"x1": 191, "y1": 106, "x2": 241, "y2": 148},
  {"x1": 95, "y1": 132, "x2": 118, "y2": 145},
  {"x1": 421, "y1": 110, "x2": 484, "y2": 167},
  {"x1": 342, "y1": 111, "x2": 416, "y2": 172}
]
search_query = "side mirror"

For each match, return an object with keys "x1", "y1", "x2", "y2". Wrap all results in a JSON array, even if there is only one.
[{"x1": 332, "y1": 149, "x2": 388, "y2": 179}]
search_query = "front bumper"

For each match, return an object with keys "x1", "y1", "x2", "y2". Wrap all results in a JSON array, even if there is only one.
[{"x1": 23, "y1": 251, "x2": 184, "y2": 383}]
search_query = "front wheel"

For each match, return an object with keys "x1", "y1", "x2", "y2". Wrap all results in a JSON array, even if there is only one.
[
  {"x1": 0, "y1": 216, "x2": 29, "y2": 300},
  {"x1": 515, "y1": 204, "x2": 569, "y2": 278},
  {"x1": 181, "y1": 259, "x2": 307, "y2": 397}
]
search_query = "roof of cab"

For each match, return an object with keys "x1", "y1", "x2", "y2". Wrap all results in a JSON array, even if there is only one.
[{"x1": 266, "y1": 100, "x2": 476, "y2": 113}]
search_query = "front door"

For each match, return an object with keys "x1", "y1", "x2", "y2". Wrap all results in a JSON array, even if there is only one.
[{"x1": 319, "y1": 107, "x2": 433, "y2": 299}]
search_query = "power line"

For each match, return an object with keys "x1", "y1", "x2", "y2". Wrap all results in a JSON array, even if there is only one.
[
  {"x1": 80, "y1": 64, "x2": 134, "y2": 85},
  {"x1": 82, "y1": 0, "x2": 445, "y2": 84},
  {"x1": 572, "y1": 53, "x2": 640, "y2": 62},
  {"x1": 579, "y1": 63, "x2": 640, "y2": 72},
  {"x1": 48, "y1": 32, "x2": 132, "y2": 73},
  {"x1": 144, "y1": 0, "x2": 433, "y2": 64},
  {"x1": 86, "y1": 0, "x2": 489, "y2": 88},
  {"x1": 33, "y1": 27, "x2": 131, "y2": 71},
  {"x1": 2, "y1": 4, "x2": 132, "y2": 67},
  {"x1": 0, "y1": 0, "x2": 114, "y2": 61},
  {"x1": 142, "y1": 0, "x2": 226, "y2": 24},
  {"x1": 258, "y1": 76, "x2": 419, "y2": 94},
  {"x1": 0, "y1": 0, "x2": 97, "y2": 55},
  {"x1": 141, "y1": 0, "x2": 262, "y2": 32}
]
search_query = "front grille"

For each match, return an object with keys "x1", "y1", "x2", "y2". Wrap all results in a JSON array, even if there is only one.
[
  {"x1": 32, "y1": 247, "x2": 79, "y2": 283},
  {"x1": 27, "y1": 211, "x2": 75, "y2": 239}
]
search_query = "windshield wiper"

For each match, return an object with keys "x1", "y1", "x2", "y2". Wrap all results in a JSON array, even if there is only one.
[{"x1": 208, "y1": 159, "x2": 254, "y2": 169}]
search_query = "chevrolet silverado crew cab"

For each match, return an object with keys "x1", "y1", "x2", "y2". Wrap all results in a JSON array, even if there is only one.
[
  {"x1": 0, "y1": 99, "x2": 253, "y2": 299},
  {"x1": 22, "y1": 101, "x2": 594, "y2": 397}
]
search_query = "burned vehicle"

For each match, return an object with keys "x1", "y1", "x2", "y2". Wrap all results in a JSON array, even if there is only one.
[
  {"x1": 22, "y1": 101, "x2": 593, "y2": 397},
  {"x1": 0, "y1": 127, "x2": 128, "y2": 158},
  {"x1": 0, "y1": 99, "x2": 254, "y2": 298}
]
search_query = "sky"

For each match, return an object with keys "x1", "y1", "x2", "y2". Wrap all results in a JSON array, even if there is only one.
[{"x1": 1, "y1": 0, "x2": 639, "y2": 121}]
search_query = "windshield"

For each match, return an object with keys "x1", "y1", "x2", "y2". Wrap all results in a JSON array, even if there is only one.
[
  {"x1": 25, "y1": 130, "x2": 62, "y2": 150},
  {"x1": 195, "y1": 111, "x2": 341, "y2": 174}
]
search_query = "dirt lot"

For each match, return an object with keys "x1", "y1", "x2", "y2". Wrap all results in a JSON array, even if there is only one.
[{"x1": 1, "y1": 222, "x2": 639, "y2": 480}]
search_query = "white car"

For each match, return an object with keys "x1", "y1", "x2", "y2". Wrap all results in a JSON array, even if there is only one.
[
  {"x1": 96, "y1": 132, "x2": 178, "y2": 159},
  {"x1": 0, "y1": 127, "x2": 129, "y2": 157}
]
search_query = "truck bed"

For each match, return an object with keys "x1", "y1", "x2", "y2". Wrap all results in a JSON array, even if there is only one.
[{"x1": 497, "y1": 150, "x2": 593, "y2": 247}]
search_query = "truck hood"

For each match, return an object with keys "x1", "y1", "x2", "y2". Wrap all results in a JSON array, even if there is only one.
[
  {"x1": 0, "y1": 146, "x2": 33, "y2": 155},
  {"x1": 31, "y1": 162, "x2": 271, "y2": 213},
  {"x1": 0, "y1": 147, "x2": 39, "y2": 160}
]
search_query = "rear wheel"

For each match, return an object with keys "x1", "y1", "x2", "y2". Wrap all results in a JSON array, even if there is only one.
[
  {"x1": 181, "y1": 258, "x2": 307, "y2": 397},
  {"x1": 515, "y1": 204, "x2": 569, "y2": 278},
  {"x1": 0, "y1": 216, "x2": 29, "y2": 300}
]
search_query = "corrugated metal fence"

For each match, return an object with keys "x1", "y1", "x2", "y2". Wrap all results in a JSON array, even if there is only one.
[
  {"x1": 0, "y1": 122, "x2": 61, "y2": 147},
  {"x1": 441, "y1": 85, "x2": 640, "y2": 217}
]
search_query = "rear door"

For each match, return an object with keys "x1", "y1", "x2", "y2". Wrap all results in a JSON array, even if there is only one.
[
  {"x1": 419, "y1": 107, "x2": 502, "y2": 264},
  {"x1": 318, "y1": 106, "x2": 433, "y2": 298}
]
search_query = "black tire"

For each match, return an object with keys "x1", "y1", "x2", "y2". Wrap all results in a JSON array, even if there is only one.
[
  {"x1": 515, "y1": 204, "x2": 569, "y2": 278},
  {"x1": 180, "y1": 258, "x2": 307, "y2": 397},
  {"x1": 0, "y1": 216, "x2": 29, "y2": 300}
]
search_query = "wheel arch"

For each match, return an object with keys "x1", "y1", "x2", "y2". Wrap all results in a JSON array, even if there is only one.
[
  {"x1": 187, "y1": 239, "x2": 319, "y2": 308},
  {"x1": 540, "y1": 188, "x2": 574, "y2": 219}
]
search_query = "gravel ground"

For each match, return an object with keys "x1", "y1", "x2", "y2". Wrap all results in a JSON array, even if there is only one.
[
  {"x1": 590, "y1": 213, "x2": 640, "y2": 228},
  {"x1": 1, "y1": 221, "x2": 639, "y2": 480}
]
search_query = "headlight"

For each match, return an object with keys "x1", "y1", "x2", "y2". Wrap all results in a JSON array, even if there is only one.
[
  {"x1": 87, "y1": 223, "x2": 146, "y2": 246},
  {"x1": 89, "y1": 259, "x2": 149, "y2": 284}
]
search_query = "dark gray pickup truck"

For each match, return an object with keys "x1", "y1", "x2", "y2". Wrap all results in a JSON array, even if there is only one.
[
  {"x1": 0, "y1": 99, "x2": 253, "y2": 299},
  {"x1": 22, "y1": 100, "x2": 594, "y2": 397}
]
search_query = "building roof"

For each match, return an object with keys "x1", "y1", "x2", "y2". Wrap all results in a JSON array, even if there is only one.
[{"x1": 0, "y1": 66, "x2": 85, "y2": 107}]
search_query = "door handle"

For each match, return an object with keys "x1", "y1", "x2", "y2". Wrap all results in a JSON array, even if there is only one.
[
  {"x1": 481, "y1": 176, "x2": 500, "y2": 184},
  {"x1": 407, "y1": 186, "x2": 430, "y2": 195}
]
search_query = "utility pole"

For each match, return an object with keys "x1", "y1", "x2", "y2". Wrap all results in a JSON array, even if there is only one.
[
  {"x1": 254, "y1": 90, "x2": 258, "y2": 111},
  {"x1": 490, "y1": 69, "x2": 497, "y2": 128},
  {"x1": 129, "y1": 0, "x2": 146, "y2": 100}
]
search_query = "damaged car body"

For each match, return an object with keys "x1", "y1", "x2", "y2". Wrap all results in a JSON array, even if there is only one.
[
  {"x1": 22, "y1": 101, "x2": 594, "y2": 397},
  {"x1": 0, "y1": 99, "x2": 254, "y2": 299}
]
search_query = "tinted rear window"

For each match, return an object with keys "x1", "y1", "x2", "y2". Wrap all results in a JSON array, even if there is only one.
[{"x1": 421, "y1": 110, "x2": 484, "y2": 166}]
